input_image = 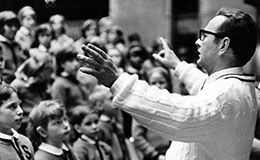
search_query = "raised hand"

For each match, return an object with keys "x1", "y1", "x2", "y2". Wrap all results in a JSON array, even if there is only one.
[
  {"x1": 152, "y1": 37, "x2": 181, "y2": 69},
  {"x1": 77, "y1": 44, "x2": 120, "y2": 88}
]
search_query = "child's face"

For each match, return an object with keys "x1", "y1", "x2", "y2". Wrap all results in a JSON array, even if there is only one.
[
  {"x1": 45, "y1": 115, "x2": 71, "y2": 147},
  {"x1": 62, "y1": 58, "x2": 79, "y2": 77},
  {"x1": 3, "y1": 20, "x2": 19, "y2": 41},
  {"x1": 38, "y1": 32, "x2": 52, "y2": 47},
  {"x1": 0, "y1": 92, "x2": 23, "y2": 134},
  {"x1": 22, "y1": 14, "x2": 36, "y2": 29},
  {"x1": 108, "y1": 48, "x2": 122, "y2": 67},
  {"x1": 76, "y1": 113, "x2": 100, "y2": 139},
  {"x1": 149, "y1": 72, "x2": 168, "y2": 90}
]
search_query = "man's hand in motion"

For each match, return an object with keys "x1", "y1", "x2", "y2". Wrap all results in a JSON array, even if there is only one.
[
  {"x1": 153, "y1": 37, "x2": 181, "y2": 70},
  {"x1": 77, "y1": 44, "x2": 120, "y2": 87}
]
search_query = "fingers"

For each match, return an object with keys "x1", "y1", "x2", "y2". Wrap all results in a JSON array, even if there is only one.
[
  {"x1": 88, "y1": 44, "x2": 108, "y2": 59},
  {"x1": 81, "y1": 44, "x2": 105, "y2": 64},
  {"x1": 77, "y1": 54, "x2": 102, "y2": 71},
  {"x1": 152, "y1": 50, "x2": 165, "y2": 62},
  {"x1": 79, "y1": 67, "x2": 98, "y2": 76},
  {"x1": 160, "y1": 37, "x2": 171, "y2": 53}
]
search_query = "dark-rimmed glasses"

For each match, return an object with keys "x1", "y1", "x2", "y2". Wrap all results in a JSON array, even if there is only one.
[{"x1": 199, "y1": 29, "x2": 225, "y2": 41}]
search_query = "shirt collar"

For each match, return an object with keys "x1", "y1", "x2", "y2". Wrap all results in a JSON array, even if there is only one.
[
  {"x1": 38, "y1": 45, "x2": 48, "y2": 52},
  {"x1": 205, "y1": 67, "x2": 243, "y2": 86},
  {"x1": 38, "y1": 142, "x2": 68, "y2": 156},
  {"x1": 19, "y1": 26, "x2": 30, "y2": 35},
  {"x1": 81, "y1": 134, "x2": 96, "y2": 145},
  {"x1": 0, "y1": 128, "x2": 19, "y2": 140}
]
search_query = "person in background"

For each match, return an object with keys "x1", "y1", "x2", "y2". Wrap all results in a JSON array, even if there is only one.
[
  {"x1": 0, "y1": 11, "x2": 28, "y2": 84},
  {"x1": 77, "y1": 7, "x2": 258, "y2": 160},
  {"x1": 0, "y1": 46, "x2": 6, "y2": 84},
  {"x1": 70, "y1": 104, "x2": 114, "y2": 160},
  {"x1": 107, "y1": 47, "x2": 126, "y2": 74},
  {"x1": 98, "y1": 16, "x2": 114, "y2": 45},
  {"x1": 74, "y1": 19, "x2": 98, "y2": 55},
  {"x1": 51, "y1": 47, "x2": 89, "y2": 113},
  {"x1": 49, "y1": 14, "x2": 74, "y2": 55},
  {"x1": 127, "y1": 32, "x2": 142, "y2": 47},
  {"x1": 131, "y1": 66, "x2": 171, "y2": 160},
  {"x1": 125, "y1": 44, "x2": 149, "y2": 79},
  {"x1": 16, "y1": 6, "x2": 37, "y2": 51},
  {"x1": 11, "y1": 54, "x2": 53, "y2": 135},
  {"x1": 0, "y1": 83, "x2": 34, "y2": 160},
  {"x1": 27, "y1": 100, "x2": 77, "y2": 160}
]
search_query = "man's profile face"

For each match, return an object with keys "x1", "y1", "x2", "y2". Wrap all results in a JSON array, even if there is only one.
[{"x1": 195, "y1": 15, "x2": 227, "y2": 73}]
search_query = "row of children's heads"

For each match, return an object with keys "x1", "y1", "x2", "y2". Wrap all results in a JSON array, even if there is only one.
[
  {"x1": 0, "y1": 7, "x2": 66, "y2": 40},
  {"x1": 27, "y1": 100, "x2": 102, "y2": 149}
]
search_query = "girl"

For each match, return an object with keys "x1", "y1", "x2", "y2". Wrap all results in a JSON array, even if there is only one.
[
  {"x1": 107, "y1": 47, "x2": 125, "y2": 74},
  {"x1": 0, "y1": 83, "x2": 34, "y2": 160},
  {"x1": 16, "y1": 6, "x2": 37, "y2": 50},
  {"x1": 27, "y1": 100, "x2": 77, "y2": 160},
  {"x1": 131, "y1": 66, "x2": 172, "y2": 160},
  {"x1": 70, "y1": 104, "x2": 114, "y2": 160}
]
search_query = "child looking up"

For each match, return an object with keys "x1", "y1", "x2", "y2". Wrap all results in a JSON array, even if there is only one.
[
  {"x1": 27, "y1": 100, "x2": 77, "y2": 160},
  {"x1": 0, "y1": 84, "x2": 34, "y2": 160},
  {"x1": 70, "y1": 105, "x2": 114, "y2": 160}
]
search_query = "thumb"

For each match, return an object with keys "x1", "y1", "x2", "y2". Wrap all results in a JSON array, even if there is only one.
[{"x1": 152, "y1": 53, "x2": 165, "y2": 63}]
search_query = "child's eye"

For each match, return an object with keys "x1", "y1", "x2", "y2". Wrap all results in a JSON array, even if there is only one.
[
  {"x1": 85, "y1": 122, "x2": 91, "y2": 126},
  {"x1": 53, "y1": 120, "x2": 62, "y2": 125},
  {"x1": 94, "y1": 119, "x2": 99, "y2": 124},
  {"x1": 8, "y1": 104, "x2": 18, "y2": 110}
]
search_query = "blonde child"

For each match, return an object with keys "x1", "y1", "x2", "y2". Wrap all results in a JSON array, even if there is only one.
[
  {"x1": 0, "y1": 84, "x2": 34, "y2": 160},
  {"x1": 27, "y1": 100, "x2": 77, "y2": 160},
  {"x1": 70, "y1": 104, "x2": 114, "y2": 160},
  {"x1": 16, "y1": 6, "x2": 37, "y2": 50}
]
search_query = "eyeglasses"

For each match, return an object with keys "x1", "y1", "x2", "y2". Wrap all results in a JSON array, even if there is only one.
[{"x1": 199, "y1": 29, "x2": 225, "y2": 41}]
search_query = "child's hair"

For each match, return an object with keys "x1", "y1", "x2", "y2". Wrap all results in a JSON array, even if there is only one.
[
  {"x1": 55, "y1": 47, "x2": 77, "y2": 76},
  {"x1": 31, "y1": 23, "x2": 53, "y2": 48},
  {"x1": 0, "y1": 84, "x2": 17, "y2": 106},
  {"x1": 145, "y1": 66, "x2": 173, "y2": 93},
  {"x1": 127, "y1": 44, "x2": 148, "y2": 63},
  {"x1": 69, "y1": 104, "x2": 100, "y2": 140},
  {"x1": 17, "y1": 6, "x2": 36, "y2": 23},
  {"x1": 27, "y1": 100, "x2": 65, "y2": 150},
  {"x1": 0, "y1": 11, "x2": 20, "y2": 34},
  {"x1": 49, "y1": 14, "x2": 66, "y2": 35},
  {"x1": 81, "y1": 19, "x2": 98, "y2": 38}
]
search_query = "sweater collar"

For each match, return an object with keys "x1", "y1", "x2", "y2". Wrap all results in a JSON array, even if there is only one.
[
  {"x1": 38, "y1": 142, "x2": 68, "y2": 156},
  {"x1": 0, "y1": 128, "x2": 19, "y2": 140}
]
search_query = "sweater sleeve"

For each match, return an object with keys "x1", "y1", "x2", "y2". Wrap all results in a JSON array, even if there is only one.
[{"x1": 110, "y1": 68, "x2": 254, "y2": 143}]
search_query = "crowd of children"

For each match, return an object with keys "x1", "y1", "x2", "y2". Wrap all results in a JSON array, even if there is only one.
[{"x1": 0, "y1": 5, "x2": 189, "y2": 160}]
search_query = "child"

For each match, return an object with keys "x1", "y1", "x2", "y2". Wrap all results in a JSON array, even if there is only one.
[
  {"x1": 11, "y1": 54, "x2": 53, "y2": 135},
  {"x1": 131, "y1": 66, "x2": 172, "y2": 160},
  {"x1": 27, "y1": 100, "x2": 77, "y2": 160},
  {"x1": 16, "y1": 6, "x2": 37, "y2": 51},
  {"x1": 0, "y1": 83, "x2": 34, "y2": 160},
  {"x1": 70, "y1": 104, "x2": 114, "y2": 160}
]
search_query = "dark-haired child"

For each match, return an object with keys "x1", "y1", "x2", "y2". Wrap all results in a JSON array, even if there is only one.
[
  {"x1": 70, "y1": 105, "x2": 114, "y2": 160},
  {"x1": 0, "y1": 84, "x2": 34, "y2": 160}
]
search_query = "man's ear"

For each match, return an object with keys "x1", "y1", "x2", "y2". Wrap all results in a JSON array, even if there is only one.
[
  {"x1": 219, "y1": 37, "x2": 230, "y2": 54},
  {"x1": 36, "y1": 126, "x2": 47, "y2": 138}
]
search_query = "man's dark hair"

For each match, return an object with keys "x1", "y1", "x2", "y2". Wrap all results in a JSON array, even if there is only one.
[{"x1": 216, "y1": 7, "x2": 257, "y2": 66}]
